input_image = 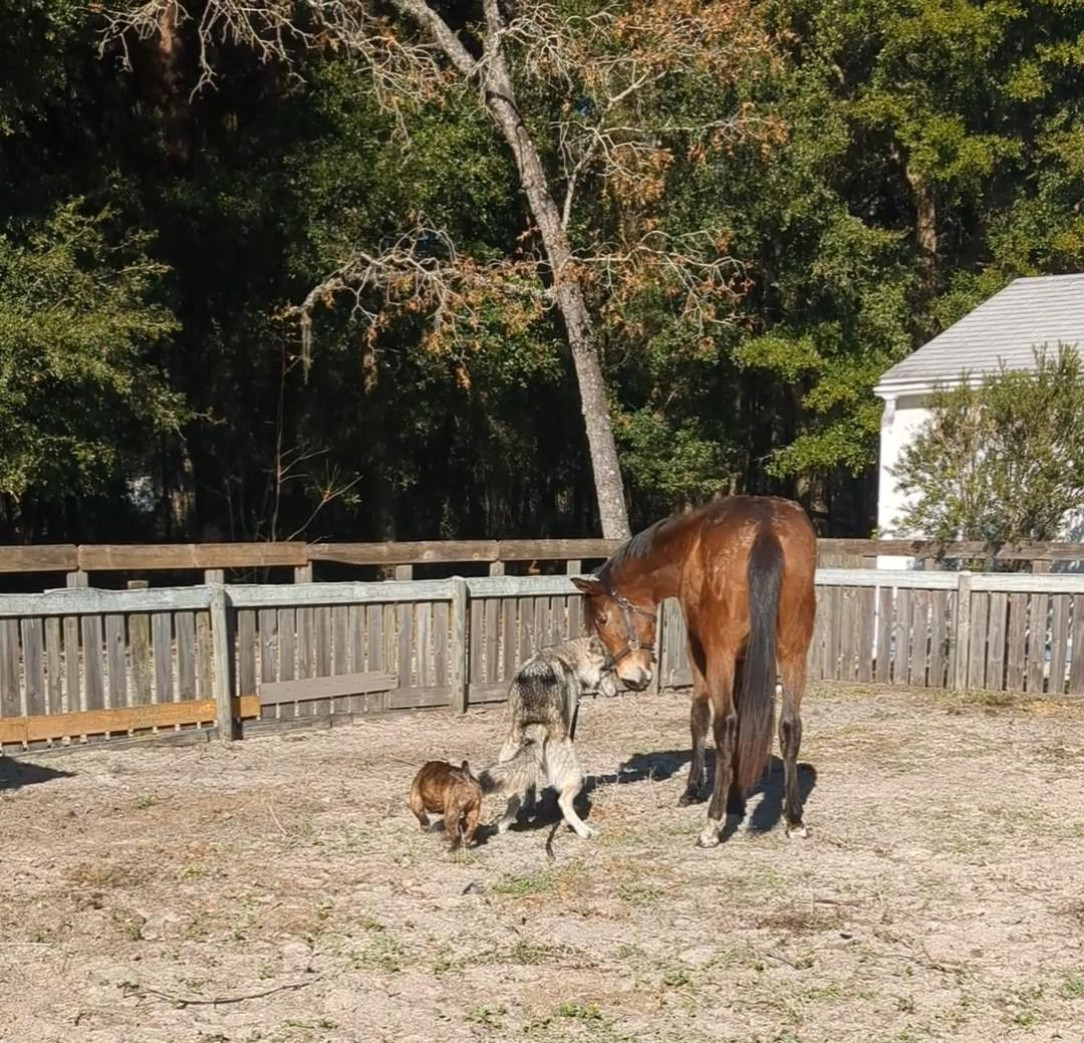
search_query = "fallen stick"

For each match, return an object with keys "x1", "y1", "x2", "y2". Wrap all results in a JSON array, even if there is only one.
[{"x1": 124, "y1": 977, "x2": 319, "y2": 1008}]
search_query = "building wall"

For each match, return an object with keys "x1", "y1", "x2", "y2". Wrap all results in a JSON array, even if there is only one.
[{"x1": 876, "y1": 392, "x2": 931, "y2": 570}]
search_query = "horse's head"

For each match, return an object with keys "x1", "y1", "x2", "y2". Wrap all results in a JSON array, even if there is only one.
[{"x1": 571, "y1": 575, "x2": 657, "y2": 691}]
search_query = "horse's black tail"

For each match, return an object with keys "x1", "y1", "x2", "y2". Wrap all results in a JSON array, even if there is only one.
[{"x1": 736, "y1": 529, "x2": 783, "y2": 791}]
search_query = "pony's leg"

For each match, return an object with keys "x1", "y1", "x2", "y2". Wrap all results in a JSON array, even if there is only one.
[
  {"x1": 681, "y1": 636, "x2": 711, "y2": 806},
  {"x1": 680, "y1": 694, "x2": 711, "y2": 806},
  {"x1": 549, "y1": 739, "x2": 595, "y2": 839},
  {"x1": 778, "y1": 650, "x2": 809, "y2": 839},
  {"x1": 697, "y1": 652, "x2": 738, "y2": 848}
]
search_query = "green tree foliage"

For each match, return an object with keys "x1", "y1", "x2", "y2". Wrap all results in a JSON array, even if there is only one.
[
  {"x1": 1, "y1": 0, "x2": 1082, "y2": 542},
  {"x1": 0, "y1": 202, "x2": 185, "y2": 507},
  {"x1": 892, "y1": 348, "x2": 1084, "y2": 545}
]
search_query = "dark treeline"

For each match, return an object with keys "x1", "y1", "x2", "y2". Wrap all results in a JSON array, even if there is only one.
[{"x1": 2, "y1": 0, "x2": 1081, "y2": 544}]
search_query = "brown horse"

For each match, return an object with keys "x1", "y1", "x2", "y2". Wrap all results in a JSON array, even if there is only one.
[{"x1": 572, "y1": 495, "x2": 816, "y2": 848}]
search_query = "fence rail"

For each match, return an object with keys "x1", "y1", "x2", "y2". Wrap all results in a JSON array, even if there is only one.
[
  {"x1": 1, "y1": 566, "x2": 1083, "y2": 753},
  {"x1": 5, "y1": 536, "x2": 1084, "y2": 583}
]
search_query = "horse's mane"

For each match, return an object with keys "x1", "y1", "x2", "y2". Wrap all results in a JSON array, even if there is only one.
[{"x1": 596, "y1": 511, "x2": 692, "y2": 583}]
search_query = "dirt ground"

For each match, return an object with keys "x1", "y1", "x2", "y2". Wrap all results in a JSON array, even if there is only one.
[{"x1": 2, "y1": 684, "x2": 1084, "y2": 1043}]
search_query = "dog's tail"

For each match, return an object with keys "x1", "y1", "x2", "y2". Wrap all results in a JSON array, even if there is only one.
[{"x1": 477, "y1": 739, "x2": 545, "y2": 796}]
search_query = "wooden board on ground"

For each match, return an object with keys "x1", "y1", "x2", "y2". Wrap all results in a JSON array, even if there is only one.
[{"x1": 259, "y1": 671, "x2": 397, "y2": 705}]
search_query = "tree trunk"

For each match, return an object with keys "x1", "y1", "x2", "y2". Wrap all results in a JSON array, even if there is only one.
[
  {"x1": 479, "y1": 62, "x2": 630, "y2": 538},
  {"x1": 394, "y1": 0, "x2": 631, "y2": 539},
  {"x1": 907, "y1": 166, "x2": 937, "y2": 291}
]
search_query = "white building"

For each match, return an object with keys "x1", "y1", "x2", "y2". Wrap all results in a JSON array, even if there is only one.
[{"x1": 873, "y1": 273, "x2": 1084, "y2": 568}]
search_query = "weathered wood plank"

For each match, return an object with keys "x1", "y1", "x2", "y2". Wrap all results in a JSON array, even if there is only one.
[
  {"x1": 825, "y1": 587, "x2": 843, "y2": 680},
  {"x1": 986, "y1": 592, "x2": 1008, "y2": 690},
  {"x1": 875, "y1": 587, "x2": 893, "y2": 683},
  {"x1": 46, "y1": 617, "x2": 63, "y2": 714},
  {"x1": 315, "y1": 606, "x2": 332, "y2": 677},
  {"x1": 177, "y1": 612, "x2": 197, "y2": 701},
  {"x1": 966, "y1": 589, "x2": 987, "y2": 690},
  {"x1": 484, "y1": 596, "x2": 499, "y2": 683},
  {"x1": 502, "y1": 598, "x2": 517, "y2": 683},
  {"x1": 1027, "y1": 591, "x2": 1049, "y2": 694},
  {"x1": 104, "y1": 615, "x2": 127, "y2": 709},
  {"x1": 196, "y1": 610, "x2": 213, "y2": 698},
  {"x1": 297, "y1": 605, "x2": 315, "y2": 679},
  {"x1": 807, "y1": 589, "x2": 828, "y2": 680},
  {"x1": 418, "y1": 603, "x2": 434, "y2": 689},
  {"x1": 152, "y1": 613, "x2": 173, "y2": 704},
  {"x1": 261, "y1": 671, "x2": 397, "y2": 705},
  {"x1": 837, "y1": 586, "x2": 856, "y2": 682},
  {"x1": 237, "y1": 610, "x2": 257, "y2": 696},
  {"x1": 277, "y1": 608, "x2": 296, "y2": 681},
  {"x1": 928, "y1": 590, "x2": 947, "y2": 689},
  {"x1": 1050, "y1": 594, "x2": 1070, "y2": 695},
  {"x1": 1006, "y1": 593, "x2": 1028, "y2": 692},
  {"x1": 349, "y1": 605, "x2": 364, "y2": 673},
  {"x1": 469, "y1": 598, "x2": 483, "y2": 686},
  {"x1": 82, "y1": 615, "x2": 104, "y2": 712},
  {"x1": 450, "y1": 578, "x2": 468, "y2": 713},
  {"x1": 435, "y1": 601, "x2": 449, "y2": 690},
  {"x1": 129, "y1": 610, "x2": 152, "y2": 706},
  {"x1": 210, "y1": 587, "x2": 234, "y2": 741},
  {"x1": 259, "y1": 609, "x2": 278, "y2": 686},
  {"x1": 894, "y1": 589, "x2": 913, "y2": 688},
  {"x1": 1069, "y1": 597, "x2": 1084, "y2": 695},
  {"x1": 856, "y1": 588, "x2": 874, "y2": 683},
  {"x1": 0, "y1": 694, "x2": 260, "y2": 745},
  {"x1": 78, "y1": 543, "x2": 306, "y2": 571},
  {"x1": 397, "y1": 603, "x2": 413, "y2": 689},
  {"x1": 0, "y1": 619, "x2": 19, "y2": 718},
  {"x1": 908, "y1": 590, "x2": 929, "y2": 686},
  {"x1": 0, "y1": 545, "x2": 77, "y2": 573},
  {"x1": 332, "y1": 606, "x2": 348, "y2": 675},
  {"x1": 21, "y1": 618, "x2": 44, "y2": 718}
]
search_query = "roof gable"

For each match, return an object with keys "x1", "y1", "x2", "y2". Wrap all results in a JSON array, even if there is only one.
[{"x1": 874, "y1": 273, "x2": 1084, "y2": 396}]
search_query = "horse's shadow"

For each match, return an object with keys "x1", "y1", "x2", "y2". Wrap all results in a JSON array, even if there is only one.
[
  {"x1": 499, "y1": 750, "x2": 816, "y2": 839},
  {"x1": 0, "y1": 757, "x2": 75, "y2": 792}
]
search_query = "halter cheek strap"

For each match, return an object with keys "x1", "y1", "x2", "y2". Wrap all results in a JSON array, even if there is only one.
[{"x1": 606, "y1": 588, "x2": 658, "y2": 665}]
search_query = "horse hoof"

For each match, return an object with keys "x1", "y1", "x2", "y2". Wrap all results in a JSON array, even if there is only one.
[
  {"x1": 679, "y1": 789, "x2": 704, "y2": 807},
  {"x1": 696, "y1": 829, "x2": 720, "y2": 849},
  {"x1": 785, "y1": 822, "x2": 809, "y2": 840}
]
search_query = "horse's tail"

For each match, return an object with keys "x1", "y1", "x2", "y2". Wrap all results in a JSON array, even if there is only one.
[{"x1": 736, "y1": 529, "x2": 783, "y2": 791}]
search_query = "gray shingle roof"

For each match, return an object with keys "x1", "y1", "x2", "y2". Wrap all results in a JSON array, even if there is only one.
[{"x1": 874, "y1": 273, "x2": 1084, "y2": 395}]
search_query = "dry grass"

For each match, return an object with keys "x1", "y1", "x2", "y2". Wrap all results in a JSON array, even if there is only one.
[{"x1": 1, "y1": 683, "x2": 1084, "y2": 1042}]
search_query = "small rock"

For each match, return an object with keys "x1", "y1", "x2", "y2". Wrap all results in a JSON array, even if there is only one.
[{"x1": 462, "y1": 882, "x2": 483, "y2": 895}]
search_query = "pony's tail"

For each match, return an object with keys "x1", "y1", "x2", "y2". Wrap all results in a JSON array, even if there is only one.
[{"x1": 736, "y1": 529, "x2": 783, "y2": 791}]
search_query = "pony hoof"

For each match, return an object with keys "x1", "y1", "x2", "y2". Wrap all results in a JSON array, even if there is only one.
[
  {"x1": 696, "y1": 829, "x2": 720, "y2": 849},
  {"x1": 785, "y1": 822, "x2": 809, "y2": 840},
  {"x1": 679, "y1": 789, "x2": 704, "y2": 807}
]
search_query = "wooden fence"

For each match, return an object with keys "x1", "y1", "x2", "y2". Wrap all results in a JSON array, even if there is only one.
[
  {"x1": 1, "y1": 567, "x2": 1083, "y2": 752},
  {"x1": 5, "y1": 537, "x2": 1084, "y2": 587}
]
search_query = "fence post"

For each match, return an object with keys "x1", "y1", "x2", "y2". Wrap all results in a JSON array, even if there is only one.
[
  {"x1": 210, "y1": 584, "x2": 235, "y2": 741},
  {"x1": 450, "y1": 577, "x2": 469, "y2": 714},
  {"x1": 954, "y1": 572, "x2": 973, "y2": 691}
]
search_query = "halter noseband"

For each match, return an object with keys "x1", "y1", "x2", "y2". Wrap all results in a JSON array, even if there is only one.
[{"x1": 603, "y1": 585, "x2": 658, "y2": 665}]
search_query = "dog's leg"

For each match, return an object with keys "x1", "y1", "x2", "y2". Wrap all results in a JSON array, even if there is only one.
[
  {"x1": 494, "y1": 793, "x2": 522, "y2": 834},
  {"x1": 409, "y1": 789, "x2": 430, "y2": 831},
  {"x1": 549, "y1": 740, "x2": 595, "y2": 839}
]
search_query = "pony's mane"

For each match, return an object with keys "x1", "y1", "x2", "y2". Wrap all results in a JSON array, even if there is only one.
[{"x1": 596, "y1": 510, "x2": 693, "y2": 583}]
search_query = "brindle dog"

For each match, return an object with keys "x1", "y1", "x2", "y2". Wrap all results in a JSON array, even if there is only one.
[{"x1": 408, "y1": 760, "x2": 483, "y2": 851}]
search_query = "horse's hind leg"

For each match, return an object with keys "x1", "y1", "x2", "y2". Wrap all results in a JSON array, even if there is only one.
[
  {"x1": 697, "y1": 652, "x2": 738, "y2": 849},
  {"x1": 779, "y1": 649, "x2": 809, "y2": 839},
  {"x1": 549, "y1": 739, "x2": 595, "y2": 839},
  {"x1": 681, "y1": 636, "x2": 711, "y2": 806}
]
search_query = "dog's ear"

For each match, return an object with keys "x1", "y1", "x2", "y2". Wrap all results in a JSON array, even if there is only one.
[{"x1": 571, "y1": 575, "x2": 605, "y2": 597}]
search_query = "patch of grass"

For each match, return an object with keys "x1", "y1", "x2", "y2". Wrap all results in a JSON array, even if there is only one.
[
  {"x1": 466, "y1": 1005, "x2": 504, "y2": 1028},
  {"x1": 134, "y1": 794, "x2": 157, "y2": 809},
  {"x1": 1061, "y1": 976, "x2": 1084, "y2": 999},
  {"x1": 661, "y1": 965, "x2": 691, "y2": 988},
  {"x1": 492, "y1": 861, "x2": 586, "y2": 898},
  {"x1": 617, "y1": 879, "x2": 663, "y2": 906},
  {"x1": 557, "y1": 1001, "x2": 603, "y2": 1021},
  {"x1": 758, "y1": 905, "x2": 843, "y2": 934},
  {"x1": 508, "y1": 939, "x2": 570, "y2": 965},
  {"x1": 349, "y1": 931, "x2": 407, "y2": 973}
]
